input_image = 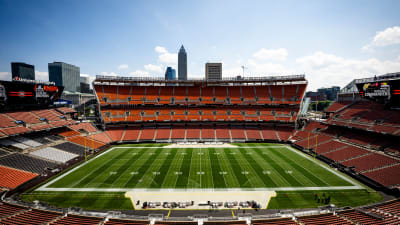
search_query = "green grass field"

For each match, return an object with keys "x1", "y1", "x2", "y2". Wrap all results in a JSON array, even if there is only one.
[{"x1": 22, "y1": 143, "x2": 382, "y2": 210}]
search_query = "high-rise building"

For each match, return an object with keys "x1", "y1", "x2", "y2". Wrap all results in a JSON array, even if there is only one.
[
  {"x1": 165, "y1": 67, "x2": 176, "y2": 80},
  {"x1": 80, "y1": 75, "x2": 91, "y2": 93},
  {"x1": 48, "y1": 62, "x2": 80, "y2": 92},
  {"x1": 178, "y1": 45, "x2": 187, "y2": 80},
  {"x1": 205, "y1": 62, "x2": 222, "y2": 80},
  {"x1": 11, "y1": 62, "x2": 35, "y2": 80}
]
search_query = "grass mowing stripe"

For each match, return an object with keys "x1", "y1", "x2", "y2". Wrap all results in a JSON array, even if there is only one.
[
  {"x1": 150, "y1": 149, "x2": 178, "y2": 188},
  {"x1": 215, "y1": 149, "x2": 240, "y2": 188},
  {"x1": 273, "y1": 149, "x2": 329, "y2": 186},
  {"x1": 266, "y1": 148, "x2": 313, "y2": 186},
  {"x1": 98, "y1": 149, "x2": 146, "y2": 187},
  {"x1": 69, "y1": 148, "x2": 132, "y2": 188},
  {"x1": 208, "y1": 148, "x2": 226, "y2": 188},
  {"x1": 238, "y1": 148, "x2": 277, "y2": 187},
  {"x1": 123, "y1": 148, "x2": 163, "y2": 188},
  {"x1": 110, "y1": 149, "x2": 151, "y2": 187},
  {"x1": 135, "y1": 148, "x2": 172, "y2": 188},
  {"x1": 202, "y1": 148, "x2": 215, "y2": 188},
  {"x1": 176, "y1": 148, "x2": 193, "y2": 188},
  {"x1": 230, "y1": 148, "x2": 267, "y2": 188},
  {"x1": 187, "y1": 149, "x2": 201, "y2": 188},
  {"x1": 224, "y1": 148, "x2": 253, "y2": 188},
  {"x1": 253, "y1": 148, "x2": 303, "y2": 186},
  {"x1": 246, "y1": 147, "x2": 289, "y2": 187},
  {"x1": 161, "y1": 149, "x2": 186, "y2": 188}
]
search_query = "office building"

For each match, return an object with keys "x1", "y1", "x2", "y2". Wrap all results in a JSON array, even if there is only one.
[
  {"x1": 165, "y1": 67, "x2": 176, "y2": 80},
  {"x1": 48, "y1": 62, "x2": 80, "y2": 92},
  {"x1": 178, "y1": 45, "x2": 187, "y2": 80},
  {"x1": 11, "y1": 62, "x2": 35, "y2": 80},
  {"x1": 205, "y1": 62, "x2": 222, "y2": 80},
  {"x1": 80, "y1": 76, "x2": 91, "y2": 93}
]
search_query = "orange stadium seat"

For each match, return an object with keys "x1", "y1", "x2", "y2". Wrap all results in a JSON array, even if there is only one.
[
  {"x1": 174, "y1": 86, "x2": 187, "y2": 103},
  {"x1": 145, "y1": 86, "x2": 160, "y2": 103},
  {"x1": 139, "y1": 127, "x2": 156, "y2": 140},
  {"x1": 0, "y1": 166, "x2": 38, "y2": 189},
  {"x1": 270, "y1": 85, "x2": 283, "y2": 104},
  {"x1": 201, "y1": 125, "x2": 215, "y2": 139},
  {"x1": 215, "y1": 125, "x2": 230, "y2": 139},
  {"x1": 94, "y1": 85, "x2": 106, "y2": 104},
  {"x1": 156, "y1": 126, "x2": 171, "y2": 140},
  {"x1": 131, "y1": 86, "x2": 146, "y2": 103},
  {"x1": 170, "y1": 109, "x2": 185, "y2": 121},
  {"x1": 229, "y1": 109, "x2": 244, "y2": 121},
  {"x1": 230, "y1": 126, "x2": 246, "y2": 139},
  {"x1": 261, "y1": 126, "x2": 279, "y2": 140},
  {"x1": 159, "y1": 86, "x2": 173, "y2": 104},
  {"x1": 246, "y1": 126, "x2": 262, "y2": 140},
  {"x1": 228, "y1": 86, "x2": 242, "y2": 104},
  {"x1": 201, "y1": 86, "x2": 214, "y2": 104},
  {"x1": 255, "y1": 86, "x2": 272, "y2": 104},
  {"x1": 214, "y1": 86, "x2": 227, "y2": 103},
  {"x1": 201, "y1": 108, "x2": 215, "y2": 121},
  {"x1": 123, "y1": 127, "x2": 140, "y2": 141},
  {"x1": 157, "y1": 109, "x2": 172, "y2": 121},
  {"x1": 118, "y1": 86, "x2": 131, "y2": 103},
  {"x1": 171, "y1": 125, "x2": 186, "y2": 139},
  {"x1": 187, "y1": 109, "x2": 201, "y2": 120},
  {"x1": 242, "y1": 86, "x2": 256, "y2": 102},
  {"x1": 105, "y1": 127, "x2": 125, "y2": 142},
  {"x1": 187, "y1": 86, "x2": 201, "y2": 102},
  {"x1": 186, "y1": 125, "x2": 200, "y2": 139}
]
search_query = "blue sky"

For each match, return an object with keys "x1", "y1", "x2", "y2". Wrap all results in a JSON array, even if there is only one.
[{"x1": 0, "y1": 0, "x2": 400, "y2": 90}]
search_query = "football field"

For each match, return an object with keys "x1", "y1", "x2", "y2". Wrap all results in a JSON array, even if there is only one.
[
  {"x1": 39, "y1": 143, "x2": 358, "y2": 190},
  {"x1": 23, "y1": 143, "x2": 382, "y2": 210}
]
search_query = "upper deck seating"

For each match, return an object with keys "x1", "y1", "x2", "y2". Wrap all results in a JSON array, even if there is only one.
[
  {"x1": 214, "y1": 86, "x2": 227, "y2": 103},
  {"x1": 118, "y1": 86, "x2": 131, "y2": 103},
  {"x1": 201, "y1": 87, "x2": 214, "y2": 104},
  {"x1": 228, "y1": 86, "x2": 242, "y2": 104},
  {"x1": 174, "y1": 86, "x2": 187, "y2": 103},
  {"x1": 159, "y1": 86, "x2": 173, "y2": 104},
  {"x1": 131, "y1": 86, "x2": 146, "y2": 104}
]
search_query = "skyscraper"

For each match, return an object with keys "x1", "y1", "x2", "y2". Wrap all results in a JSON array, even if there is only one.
[
  {"x1": 48, "y1": 62, "x2": 80, "y2": 92},
  {"x1": 205, "y1": 62, "x2": 222, "y2": 80},
  {"x1": 11, "y1": 62, "x2": 35, "y2": 80},
  {"x1": 178, "y1": 45, "x2": 187, "y2": 80},
  {"x1": 165, "y1": 67, "x2": 176, "y2": 80}
]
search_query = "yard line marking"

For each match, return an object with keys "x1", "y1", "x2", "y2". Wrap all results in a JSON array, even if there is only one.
[
  {"x1": 285, "y1": 146, "x2": 363, "y2": 188},
  {"x1": 36, "y1": 186, "x2": 364, "y2": 192}
]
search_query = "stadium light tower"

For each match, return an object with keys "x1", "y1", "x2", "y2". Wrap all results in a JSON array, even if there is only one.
[{"x1": 241, "y1": 65, "x2": 247, "y2": 78}]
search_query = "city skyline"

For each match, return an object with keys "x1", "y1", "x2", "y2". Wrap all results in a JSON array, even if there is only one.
[{"x1": 0, "y1": 0, "x2": 400, "y2": 90}]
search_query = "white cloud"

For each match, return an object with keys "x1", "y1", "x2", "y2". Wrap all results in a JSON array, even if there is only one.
[
  {"x1": 363, "y1": 26, "x2": 400, "y2": 51},
  {"x1": 0, "y1": 72, "x2": 11, "y2": 81},
  {"x1": 100, "y1": 72, "x2": 118, "y2": 77},
  {"x1": 129, "y1": 70, "x2": 151, "y2": 77},
  {"x1": 158, "y1": 52, "x2": 178, "y2": 65},
  {"x1": 155, "y1": 46, "x2": 168, "y2": 54},
  {"x1": 118, "y1": 64, "x2": 129, "y2": 70},
  {"x1": 253, "y1": 48, "x2": 288, "y2": 61},
  {"x1": 35, "y1": 70, "x2": 49, "y2": 81},
  {"x1": 296, "y1": 51, "x2": 400, "y2": 90},
  {"x1": 144, "y1": 64, "x2": 163, "y2": 73}
]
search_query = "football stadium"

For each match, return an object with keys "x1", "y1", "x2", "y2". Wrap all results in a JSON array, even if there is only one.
[{"x1": 0, "y1": 73, "x2": 399, "y2": 225}]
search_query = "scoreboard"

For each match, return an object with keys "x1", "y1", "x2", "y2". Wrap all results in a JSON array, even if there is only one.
[
  {"x1": 356, "y1": 78, "x2": 400, "y2": 105},
  {"x1": 0, "y1": 80, "x2": 64, "y2": 107}
]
